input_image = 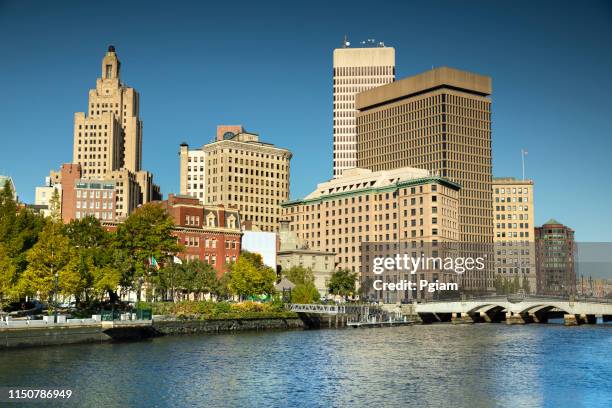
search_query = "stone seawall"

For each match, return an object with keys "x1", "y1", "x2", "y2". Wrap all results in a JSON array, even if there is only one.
[
  {"x1": 0, "y1": 325, "x2": 111, "y2": 349},
  {"x1": 0, "y1": 317, "x2": 306, "y2": 349},
  {"x1": 152, "y1": 317, "x2": 305, "y2": 335}
]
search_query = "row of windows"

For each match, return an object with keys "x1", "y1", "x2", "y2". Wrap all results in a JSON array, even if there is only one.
[
  {"x1": 76, "y1": 211, "x2": 113, "y2": 220},
  {"x1": 76, "y1": 190, "x2": 113, "y2": 199}
]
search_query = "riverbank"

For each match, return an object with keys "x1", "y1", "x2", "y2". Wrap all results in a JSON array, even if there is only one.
[{"x1": 0, "y1": 315, "x2": 307, "y2": 350}]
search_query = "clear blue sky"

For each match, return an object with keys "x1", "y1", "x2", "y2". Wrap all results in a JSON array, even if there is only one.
[{"x1": 1, "y1": 0, "x2": 611, "y2": 241}]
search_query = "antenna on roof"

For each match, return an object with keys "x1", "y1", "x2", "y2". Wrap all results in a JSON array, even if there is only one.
[{"x1": 343, "y1": 34, "x2": 350, "y2": 48}]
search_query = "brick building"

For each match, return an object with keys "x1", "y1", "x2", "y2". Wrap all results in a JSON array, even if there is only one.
[{"x1": 159, "y1": 194, "x2": 242, "y2": 276}]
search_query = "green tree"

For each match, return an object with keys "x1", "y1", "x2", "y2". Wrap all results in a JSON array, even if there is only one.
[
  {"x1": 48, "y1": 188, "x2": 61, "y2": 222},
  {"x1": 228, "y1": 252, "x2": 276, "y2": 298},
  {"x1": 512, "y1": 275, "x2": 520, "y2": 294},
  {"x1": 328, "y1": 268, "x2": 358, "y2": 297},
  {"x1": 18, "y1": 222, "x2": 82, "y2": 302},
  {"x1": 0, "y1": 243, "x2": 18, "y2": 309},
  {"x1": 522, "y1": 275, "x2": 531, "y2": 294},
  {"x1": 189, "y1": 260, "x2": 218, "y2": 300},
  {"x1": 283, "y1": 265, "x2": 314, "y2": 286},
  {"x1": 291, "y1": 282, "x2": 320, "y2": 304},
  {"x1": 114, "y1": 204, "x2": 182, "y2": 298}
]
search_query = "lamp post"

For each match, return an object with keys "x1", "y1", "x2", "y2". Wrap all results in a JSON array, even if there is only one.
[
  {"x1": 54, "y1": 272, "x2": 59, "y2": 322},
  {"x1": 137, "y1": 276, "x2": 144, "y2": 305}
]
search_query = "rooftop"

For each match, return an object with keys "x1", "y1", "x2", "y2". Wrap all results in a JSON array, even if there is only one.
[
  {"x1": 356, "y1": 66, "x2": 492, "y2": 111},
  {"x1": 283, "y1": 167, "x2": 460, "y2": 206}
]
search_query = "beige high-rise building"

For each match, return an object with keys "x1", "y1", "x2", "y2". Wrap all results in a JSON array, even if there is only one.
[
  {"x1": 50, "y1": 45, "x2": 160, "y2": 222},
  {"x1": 282, "y1": 167, "x2": 460, "y2": 301},
  {"x1": 355, "y1": 66, "x2": 494, "y2": 293},
  {"x1": 179, "y1": 125, "x2": 291, "y2": 232},
  {"x1": 332, "y1": 41, "x2": 395, "y2": 178},
  {"x1": 493, "y1": 177, "x2": 536, "y2": 293}
]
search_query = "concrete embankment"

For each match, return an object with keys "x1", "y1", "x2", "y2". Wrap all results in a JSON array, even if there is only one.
[
  {"x1": 0, "y1": 317, "x2": 306, "y2": 350},
  {"x1": 0, "y1": 324, "x2": 111, "y2": 349},
  {"x1": 152, "y1": 317, "x2": 305, "y2": 335}
]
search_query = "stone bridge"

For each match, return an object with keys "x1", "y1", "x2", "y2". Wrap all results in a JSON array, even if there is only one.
[{"x1": 414, "y1": 296, "x2": 612, "y2": 325}]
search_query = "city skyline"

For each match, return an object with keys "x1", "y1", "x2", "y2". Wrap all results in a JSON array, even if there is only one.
[{"x1": 1, "y1": 1, "x2": 611, "y2": 240}]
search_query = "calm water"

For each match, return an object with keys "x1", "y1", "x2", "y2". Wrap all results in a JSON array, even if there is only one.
[{"x1": 0, "y1": 324, "x2": 611, "y2": 407}]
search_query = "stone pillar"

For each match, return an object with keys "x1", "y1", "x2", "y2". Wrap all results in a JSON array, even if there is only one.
[
  {"x1": 451, "y1": 312, "x2": 473, "y2": 324},
  {"x1": 506, "y1": 312, "x2": 527, "y2": 325},
  {"x1": 564, "y1": 314, "x2": 580, "y2": 326}
]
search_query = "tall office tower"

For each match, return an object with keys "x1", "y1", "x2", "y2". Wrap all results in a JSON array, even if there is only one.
[
  {"x1": 51, "y1": 45, "x2": 161, "y2": 223},
  {"x1": 492, "y1": 177, "x2": 536, "y2": 294},
  {"x1": 535, "y1": 219, "x2": 576, "y2": 297},
  {"x1": 356, "y1": 67, "x2": 494, "y2": 293},
  {"x1": 282, "y1": 167, "x2": 460, "y2": 301},
  {"x1": 179, "y1": 125, "x2": 292, "y2": 232},
  {"x1": 73, "y1": 45, "x2": 143, "y2": 176},
  {"x1": 332, "y1": 40, "x2": 395, "y2": 178}
]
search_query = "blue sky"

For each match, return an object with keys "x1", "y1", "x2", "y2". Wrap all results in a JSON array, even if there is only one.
[{"x1": 0, "y1": 0, "x2": 611, "y2": 240}]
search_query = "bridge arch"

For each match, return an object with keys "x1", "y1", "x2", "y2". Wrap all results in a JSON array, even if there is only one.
[
  {"x1": 467, "y1": 303, "x2": 507, "y2": 315},
  {"x1": 515, "y1": 303, "x2": 571, "y2": 315}
]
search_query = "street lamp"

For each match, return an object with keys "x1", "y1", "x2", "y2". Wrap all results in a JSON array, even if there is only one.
[
  {"x1": 137, "y1": 276, "x2": 144, "y2": 305},
  {"x1": 54, "y1": 272, "x2": 59, "y2": 322}
]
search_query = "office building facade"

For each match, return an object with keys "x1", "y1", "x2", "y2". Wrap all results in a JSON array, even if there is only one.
[
  {"x1": 332, "y1": 42, "x2": 395, "y2": 178},
  {"x1": 179, "y1": 126, "x2": 291, "y2": 232},
  {"x1": 535, "y1": 219, "x2": 576, "y2": 296},
  {"x1": 355, "y1": 66, "x2": 494, "y2": 293},
  {"x1": 492, "y1": 177, "x2": 536, "y2": 293}
]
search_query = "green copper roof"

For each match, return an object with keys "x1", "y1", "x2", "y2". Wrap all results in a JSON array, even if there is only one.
[
  {"x1": 543, "y1": 218, "x2": 562, "y2": 225},
  {"x1": 282, "y1": 176, "x2": 460, "y2": 207}
]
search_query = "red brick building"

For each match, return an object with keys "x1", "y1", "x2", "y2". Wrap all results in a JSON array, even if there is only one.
[
  {"x1": 159, "y1": 194, "x2": 242, "y2": 276},
  {"x1": 102, "y1": 195, "x2": 242, "y2": 276},
  {"x1": 59, "y1": 163, "x2": 117, "y2": 224}
]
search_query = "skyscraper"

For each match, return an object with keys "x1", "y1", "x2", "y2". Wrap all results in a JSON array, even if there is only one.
[
  {"x1": 332, "y1": 39, "x2": 395, "y2": 178},
  {"x1": 73, "y1": 45, "x2": 143, "y2": 177},
  {"x1": 355, "y1": 67, "x2": 494, "y2": 293},
  {"x1": 49, "y1": 45, "x2": 160, "y2": 222}
]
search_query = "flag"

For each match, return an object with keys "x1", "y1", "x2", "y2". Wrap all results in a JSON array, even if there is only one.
[
  {"x1": 150, "y1": 256, "x2": 160, "y2": 270},
  {"x1": 173, "y1": 256, "x2": 183, "y2": 265}
]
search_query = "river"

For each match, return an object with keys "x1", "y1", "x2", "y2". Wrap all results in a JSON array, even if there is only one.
[{"x1": 0, "y1": 324, "x2": 610, "y2": 407}]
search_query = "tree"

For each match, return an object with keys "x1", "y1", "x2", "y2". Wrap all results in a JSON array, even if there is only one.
[
  {"x1": 291, "y1": 282, "x2": 320, "y2": 304},
  {"x1": 18, "y1": 222, "x2": 82, "y2": 302},
  {"x1": 328, "y1": 268, "x2": 358, "y2": 297},
  {"x1": 228, "y1": 252, "x2": 276, "y2": 298},
  {"x1": 512, "y1": 275, "x2": 520, "y2": 294},
  {"x1": 522, "y1": 275, "x2": 531, "y2": 294},
  {"x1": 189, "y1": 260, "x2": 218, "y2": 300},
  {"x1": 48, "y1": 188, "x2": 61, "y2": 222},
  {"x1": 0, "y1": 243, "x2": 18, "y2": 309},
  {"x1": 283, "y1": 266, "x2": 314, "y2": 286},
  {"x1": 114, "y1": 204, "x2": 182, "y2": 298}
]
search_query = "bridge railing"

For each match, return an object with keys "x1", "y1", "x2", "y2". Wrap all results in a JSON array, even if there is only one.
[{"x1": 413, "y1": 294, "x2": 612, "y2": 304}]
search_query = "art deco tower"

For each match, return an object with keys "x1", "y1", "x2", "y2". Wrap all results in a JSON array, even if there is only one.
[
  {"x1": 70, "y1": 45, "x2": 159, "y2": 209},
  {"x1": 332, "y1": 39, "x2": 395, "y2": 178},
  {"x1": 73, "y1": 45, "x2": 143, "y2": 177}
]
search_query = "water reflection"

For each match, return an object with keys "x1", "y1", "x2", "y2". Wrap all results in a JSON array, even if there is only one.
[{"x1": 0, "y1": 325, "x2": 610, "y2": 407}]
